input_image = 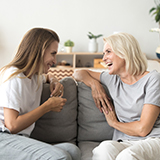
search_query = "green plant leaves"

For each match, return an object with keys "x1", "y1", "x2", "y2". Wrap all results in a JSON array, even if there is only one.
[
  {"x1": 87, "y1": 32, "x2": 103, "y2": 39},
  {"x1": 64, "y1": 40, "x2": 74, "y2": 47},
  {"x1": 149, "y1": 2, "x2": 160, "y2": 24},
  {"x1": 149, "y1": 7, "x2": 156, "y2": 14}
]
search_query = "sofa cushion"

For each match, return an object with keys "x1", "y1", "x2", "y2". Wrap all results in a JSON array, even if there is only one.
[
  {"x1": 77, "y1": 82, "x2": 114, "y2": 142},
  {"x1": 30, "y1": 77, "x2": 77, "y2": 144},
  {"x1": 78, "y1": 141, "x2": 100, "y2": 160}
]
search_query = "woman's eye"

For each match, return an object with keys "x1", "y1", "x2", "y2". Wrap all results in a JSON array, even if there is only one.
[
  {"x1": 103, "y1": 50, "x2": 111, "y2": 55},
  {"x1": 51, "y1": 52, "x2": 57, "y2": 55},
  {"x1": 107, "y1": 50, "x2": 111, "y2": 53}
]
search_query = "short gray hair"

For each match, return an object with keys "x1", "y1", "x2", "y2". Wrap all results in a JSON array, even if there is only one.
[{"x1": 103, "y1": 32, "x2": 147, "y2": 76}]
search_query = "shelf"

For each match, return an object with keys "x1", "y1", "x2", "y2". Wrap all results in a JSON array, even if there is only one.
[
  {"x1": 56, "y1": 52, "x2": 104, "y2": 69},
  {"x1": 57, "y1": 52, "x2": 103, "y2": 55},
  {"x1": 50, "y1": 52, "x2": 106, "y2": 80},
  {"x1": 51, "y1": 67, "x2": 103, "y2": 70}
]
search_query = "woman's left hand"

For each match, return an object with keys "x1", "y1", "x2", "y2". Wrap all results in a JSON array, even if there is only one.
[
  {"x1": 45, "y1": 73, "x2": 64, "y2": 97},
  {"x1": 50, "y1": 81, "x2": 64, "y2": 97},
  {"x1": 101, "y1": 107, "x2": 118, "y2": 127}
]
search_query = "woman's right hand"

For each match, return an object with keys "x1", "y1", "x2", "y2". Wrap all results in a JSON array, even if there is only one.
[
  {"x1": 46, "y1": 96, "x2": 67, "y2": 112},
  {"x1": 3, "y1": 97, "x2": 67, "y2": 134},
  {"x1": 91, "y1": 80, "x2": 112, "y2": 113},
  {"x1": 73, "y1": 69, "x2": 113, "y2": 113}
]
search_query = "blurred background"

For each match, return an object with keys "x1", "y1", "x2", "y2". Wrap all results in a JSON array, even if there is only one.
[{"x1": 0, "y1": 0, "x2": 158, "y2": 67}]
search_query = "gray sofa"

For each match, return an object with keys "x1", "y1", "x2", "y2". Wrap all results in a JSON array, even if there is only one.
[{"x1": 30, "y1": 77, "x2": 114, "y2": 160}]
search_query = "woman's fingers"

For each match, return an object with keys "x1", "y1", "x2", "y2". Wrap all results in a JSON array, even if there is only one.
[
  {"x1": 49, "y1": 97, "x2": 67, "y2": 112},
  {"x1": 104, "y1": 98, "x2": 113, "y2": 111},
  {"x1": 95, "y1": 99, "x2": 103, "y2": 112},
  {"x1": 50, "y1": 82, "x2": 64, "y2": 97},
  {"x1": 93, "y1": 96, "x2": 113, "y2": 114}
]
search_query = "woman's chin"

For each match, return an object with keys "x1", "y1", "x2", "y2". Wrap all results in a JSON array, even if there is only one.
[
  {"x1": 44, "y1": 65, "x2": 51, "y2": 74},
  {"x1": 43, "y1": 68, "x2": 48, "y2": 74},
  {"x1": 108, "y1": 70, "x2": 114, "y2": 75}
]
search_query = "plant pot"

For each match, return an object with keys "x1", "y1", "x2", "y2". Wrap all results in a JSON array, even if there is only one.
[
  {"x1": 65, "y1": 47, "x2": 72, "y2": 53},
  {"x1": 88, "y1": 39, "x2": 98, "y2": 53},
  {"x1": 156, "y1": 45, "x2": 160, "y2": 59}
]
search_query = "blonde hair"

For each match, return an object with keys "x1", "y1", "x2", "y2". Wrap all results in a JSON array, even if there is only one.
[
  {"x1": 103, "y1": 32, "x2": 147, "y2": 76},
  {"x1": 0, "y1": 28, "x2": 59, "y2": 83}
]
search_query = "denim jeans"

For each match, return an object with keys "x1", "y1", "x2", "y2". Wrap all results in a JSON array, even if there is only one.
[{"x1": 0, "y1": 132, "x2": 81, "y2": 160}]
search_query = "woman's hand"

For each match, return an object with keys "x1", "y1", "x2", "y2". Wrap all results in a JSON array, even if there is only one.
[
  {"x1": 91, "y1": 80, "x2": 113, "y2": 113},
  {"x1": 101, "y1": 107, "x2": 118, "y2": 127},
  {"x1": 50, "y1": 81, "x2": 64, "y2": 97},
  {"x1": 102, "y1": 104, "x2": 160, "y2": 137},
  {"x1": 4, "y1": 96, "x2": 67, "y2": 134},
  {"x1": 73, "y1": 69, "x2": 113, "y2": 113},
  {"x1": 44, "y1": 73, "x2": 64, "y2": 97},
  {"x1": 46, "y1": 96, "x2": 67, "y2": 112}
]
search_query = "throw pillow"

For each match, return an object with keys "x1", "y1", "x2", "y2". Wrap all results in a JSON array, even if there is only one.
[
  {"x1": 77, "y1": 82, "x2": 114, "y2": 142},
  {"x1": 30, "y1": 77, "x2": 77, "y2": 144}
]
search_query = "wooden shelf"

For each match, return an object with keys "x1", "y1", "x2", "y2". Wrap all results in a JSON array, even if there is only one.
[
  {"x1": 56, "y1": 52, "x2": 104, "y2": 69},
  {"x1": 57, "y1": 52, "x2": 103, "y2": 55},
  {"x1": 49, "y1": 52, "x2": 106, "y2": 80}
]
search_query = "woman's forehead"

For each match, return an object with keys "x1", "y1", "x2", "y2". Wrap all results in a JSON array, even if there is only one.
[{"x1": 103, "y1": 43, "x2": 112, "y2": 50}]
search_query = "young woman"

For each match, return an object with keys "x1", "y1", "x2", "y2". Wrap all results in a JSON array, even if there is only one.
[
  {"x1": 73, "y1": 32, "x2": 160, "y2": 160},
  {"x1": 0, "y1": 28, "x2": 81, "y2": 160}
]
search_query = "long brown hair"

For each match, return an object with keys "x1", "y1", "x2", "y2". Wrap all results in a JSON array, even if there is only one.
[{"x1": 0, "y1": 28, "x2": 59, "y2": 83}]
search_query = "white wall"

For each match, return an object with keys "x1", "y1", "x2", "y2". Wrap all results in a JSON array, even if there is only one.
[{"x1": 0, "y1": 0, "x2": 158, "y2": 67}]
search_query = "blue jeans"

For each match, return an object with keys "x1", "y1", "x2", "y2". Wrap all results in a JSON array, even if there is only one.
[{"x1": 0, "y1": 132, "x2": 81, "y2": 160}]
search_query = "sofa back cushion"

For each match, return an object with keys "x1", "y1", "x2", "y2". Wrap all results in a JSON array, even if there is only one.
[
  {"x1": 77, "y1": 82, "x2": 114, "y2": 142},
  {"x1": 30, "y1": 77, "x2": 77, "y2": 144}
]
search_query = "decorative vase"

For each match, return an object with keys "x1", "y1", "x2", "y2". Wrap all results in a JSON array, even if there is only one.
[
  {"x1": 156, "y1": 45, "x2": 160, "y2": 59},
  {"x1": 65, "y1": 47, "x2": 72, "y2": 53},
  {"x1": 88, "y1": 38, "x2": 98, "y2": 53}
]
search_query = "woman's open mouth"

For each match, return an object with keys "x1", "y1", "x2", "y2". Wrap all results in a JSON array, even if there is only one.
[
  {"x1": 107, "y1": 62, "x2": 113, "y2": 67},
  {"x1": 100, "y1": 62, "x2": 113, "y2": 68}
]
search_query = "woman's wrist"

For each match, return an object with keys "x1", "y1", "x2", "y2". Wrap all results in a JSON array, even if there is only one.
[
  {"x1": 47, "y1": 73, "x2": 58, "y2": 83},
  {"x1": 90, "y1": 79, "x2": 100, "y2": 89},
  {"x1": 40, "y1": 99, "x2": 52, "y2": 113}
]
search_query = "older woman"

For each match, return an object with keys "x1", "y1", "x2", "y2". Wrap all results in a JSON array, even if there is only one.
[
  {"x1": 73, "y1": 32, "x2": 160, "y2": 160},
  {"x1": 0, "y1": 28, "x2": 81, "y2": 160}
]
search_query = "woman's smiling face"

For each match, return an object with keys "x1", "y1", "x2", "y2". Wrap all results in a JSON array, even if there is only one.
[
  {"x1": 102, "y1": 43, "x2": 126, "y2": 75},
  {"x1": 43, "y1": 41, "x2": 58, "y2": 74}
]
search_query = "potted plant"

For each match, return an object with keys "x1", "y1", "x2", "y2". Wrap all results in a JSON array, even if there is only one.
[
  {"x1": 64, "y1": 40, "x2": 74, "y2": 53},
  {"x1": 87, "y1": 32, "x2": 103, "y2": 53},
  {"x1": 149, "y1": 0, "x2": 160, "y2": 58}
]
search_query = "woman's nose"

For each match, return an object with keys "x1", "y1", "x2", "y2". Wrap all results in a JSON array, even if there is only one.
[
  {"x1": 102, "y1": 53, "x2": 107, "y2": 61},
  {"x1": 53, "y1": 56, "x2": 57, "y2": 64}
]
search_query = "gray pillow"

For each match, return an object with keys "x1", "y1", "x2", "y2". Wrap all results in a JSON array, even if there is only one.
[
  {"x1": 30, "y1": 77, "x2": 77, "y2": 144},
  {"x1": 77, "y1": 82, "x2": 114, "y2": 142}
]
